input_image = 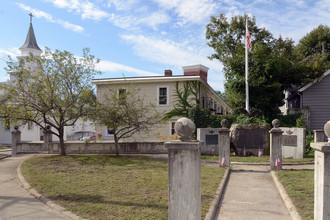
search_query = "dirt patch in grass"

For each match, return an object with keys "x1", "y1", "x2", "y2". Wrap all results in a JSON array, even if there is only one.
[
  {"x1": 22, "y1": 155, "x2": 225, "y2": 219},
  {"x1": 276, "y1": 169, "x2": 314, "y2": 220}
]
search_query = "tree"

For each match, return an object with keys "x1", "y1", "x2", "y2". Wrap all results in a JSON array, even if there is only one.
[
  {"x1": 206, "y1": 14, "x2": 302, "y2": 122},
  {"x1": 89, "y1": 85, "x2": 163, "y2": 157},
  {"x1": 164, "y1": 81, "x2": 200, "y2": 120},
  {"x1": 0, "y1": 48, "x2": 99, "y2": 156},
  {"x1": 295, "y1": 25, "x2": 330, "y2": 83}
]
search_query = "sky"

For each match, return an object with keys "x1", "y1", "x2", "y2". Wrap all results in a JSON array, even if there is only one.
[{"x1": 0, "y1": 0, "x2": 329, "y2": 92}]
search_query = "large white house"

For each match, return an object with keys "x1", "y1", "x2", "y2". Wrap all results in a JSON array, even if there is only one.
[{"x1": 92, "y1": 64, "x2": 232, "y2": 141}]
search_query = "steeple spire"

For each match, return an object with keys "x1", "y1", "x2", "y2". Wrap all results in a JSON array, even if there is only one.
[
  {"x1": 19, "y1": 13, "x2": 42, "y2": 56},
  {"x1": 29, "y1": 12, "x2": 33, "y2": 24}
]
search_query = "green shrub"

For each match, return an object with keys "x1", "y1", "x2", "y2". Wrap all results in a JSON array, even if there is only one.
[
  {"x1": 234, "y1": 114, "x2": 268, "y2": 125},
  {"x1": 277, "y1": 113, "x2": 303, "y2": 127},
  {"x1": 209, "y1": 114, "x2": 236, "y2": 128}
]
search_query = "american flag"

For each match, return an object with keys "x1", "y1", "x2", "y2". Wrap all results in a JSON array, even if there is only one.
[
  {"x1": 221, "y1": 154, "x2": 226, "y2": 166},
  {"x1": 275, "y1": 157, "x2": 281, "y2": 167},
  {"x1": 258, "y1": 148, "x2": 263, "y2": 157},
  {"x1": 247, "y1": 28, "x2": 252, "y2": 50}
]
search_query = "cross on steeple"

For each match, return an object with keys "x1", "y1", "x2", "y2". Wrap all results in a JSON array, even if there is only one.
[{"x1": 29, "y1": 13, "x2": 33, "y2": 24}]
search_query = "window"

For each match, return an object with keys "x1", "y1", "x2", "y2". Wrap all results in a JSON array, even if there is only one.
[
  {"x1": 118, "y1": 88, "x2": 126, "y2": 105},
  {"x1": 107, "y1": 127, "x2": 115, "y2": 135},
  {"x1": 28, "y1": 121, "x2": 33, "y2": 130},
  {"x1": 158, "y1": 87, "x2": 168, "y2": 105},
  {"x1": 171, "y1": 121, "x2": 176, "y2": 135}
]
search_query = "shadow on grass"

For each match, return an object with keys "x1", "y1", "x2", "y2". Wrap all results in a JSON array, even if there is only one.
[{"x1": 49, "y1": 193, "x2": 168, "y2": 210}]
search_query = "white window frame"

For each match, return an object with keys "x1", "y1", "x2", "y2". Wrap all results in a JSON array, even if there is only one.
[{"x1": 157, "y1": 86, "x2": 169, "y2": 106}]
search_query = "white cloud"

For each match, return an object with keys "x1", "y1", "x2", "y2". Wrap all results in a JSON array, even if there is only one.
[
  {"x1": 0, "y1": 48, "x2": 20, "y2": 59},
  {"x1": 46, "y1": 0, "x2": 110, "y2": 20},
  {"x1": 109, "y1": 11, "x2": 169, "y2": 30},
  {"x1": 106, "y1": 0, "x2": 138, "y2": 11},
  {"x1": 154, "y1": 0, "x2": 218, "y2": 25},
  {"x1": 16, "y1": 3, "x2": 84, "y2": 33},
  {"x1": 120, "y1": 34, "x2": 223, "y2": 73},
  {"x1": 97, "y1": 60, "x2": 160, "y2": 76},
  {"x1": 80, "y1": 1, "x2": 110, "y2": 20}
]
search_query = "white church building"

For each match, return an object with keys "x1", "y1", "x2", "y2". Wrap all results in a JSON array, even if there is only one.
[{"x1": 0, "y1": 15, "x2": 96, "y2": 145}]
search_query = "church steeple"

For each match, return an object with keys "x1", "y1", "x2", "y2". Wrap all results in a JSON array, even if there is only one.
[{"x1": 19, "y1": 13, "x2": 42, "y2": 57}]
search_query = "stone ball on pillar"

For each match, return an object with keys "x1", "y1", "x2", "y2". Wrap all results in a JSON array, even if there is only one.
[
  {"x1": 14, "y1": 125, "x2": 19, "y2": 131},
  {"x1": 272, "y1": 119, "x2": 280, "y2": 128},
  {"x1": 46, "y1": 125, "x2": 51, "y2": 131},
  {"x1": 324, "y1": 120, "x2": 330, "y2": 142},
  {"x1": 174, "y1": 117, "x2": 195, "y2": 142},
  {"x1": 221, "y1": 119, "x2": 228, "y2": 128}
]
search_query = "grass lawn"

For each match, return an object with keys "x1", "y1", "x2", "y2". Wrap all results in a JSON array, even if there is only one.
[
  {"x1": 276, "y1": 169, "x2": 314, "y2": 220},
  {"x1": 201, "y1": 155, "x2": 314, "y2": 163},
  {"x1": 0, "y1": 146, "x2": 10, "y2": 149},
  {"x1": 22, "y1": 155, "x2": 225, "y2": 220}
]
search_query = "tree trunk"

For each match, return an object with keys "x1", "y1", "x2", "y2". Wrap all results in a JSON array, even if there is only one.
[
  {"x1": 114, "y1": 134, "x2": 119, "y2": 157},
  {"x1": 59, "y1": 128, "x2": 66, "y2": 156}
]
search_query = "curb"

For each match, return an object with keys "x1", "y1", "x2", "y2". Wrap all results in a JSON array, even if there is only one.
[
  {"x1": 0, "y1": 155, "x2": 11, "y2": 160},
  {"x1": 231, "y1": 161, "x2": 314, "y2": 166},
  {"x1": 271, "y1": 171, "x2": 302, "y2": 220},
  {"x1": 204, "y1": 167, "x2": 231, "y2": 220},
  {"x1": 16, "y1": 159, "x2": 86, "y2": 220}
]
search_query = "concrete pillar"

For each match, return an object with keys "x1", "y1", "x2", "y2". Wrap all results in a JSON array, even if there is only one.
[
  {"x1": 312, "y1": 120, "x2": 330, "y2": 219},
  {"x1": 11, "y1": 126, "x2": 21, "y2": 157},
  {"x1": 270, "y1": 119, "x2": 283, "y2": 171},
  {"x1": 44, "y1": 125, "x2": 53, "y2": 153},
  {"x1": 314, "y1": 129, "x2": 326, "y2": 143},
  {"x1": 311, "y1": 142, "x2": 330, "y2": 220},
  {"x1": 165, "y1": 117, "x2": 201, "y2": 220},
  {"x1": 218, "y1": 119, "x2": 230, "y2": 167}
]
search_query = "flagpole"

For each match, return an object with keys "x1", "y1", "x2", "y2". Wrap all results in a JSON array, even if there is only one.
[{"x1": 245, "y1": 18, "x2": 249, "y2": 113}]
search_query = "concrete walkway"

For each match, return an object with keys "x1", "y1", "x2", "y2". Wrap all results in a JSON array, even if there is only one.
[
  {"x1": 0, "y1": 154, "x2": 66, "y2": 220},
  {"x1": 216, "y1": 164, "x2": 292, "y2": 220}
]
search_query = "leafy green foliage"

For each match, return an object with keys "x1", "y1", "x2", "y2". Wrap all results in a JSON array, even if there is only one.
[
  {"x1": 206, "y1": 15, "x2": 329, "y2": 123},
  {"x1": 209, "y1": 114, "x2": 236, "y2": 128},
  {"x1": 164, "y1": 81, "x2": 200, "y2": 120},
  {"x1": 295, "y1": 25, "x2": 330, "y2": 84},
  {"x1": 88, "y1": 84, "x2": 163, "y2": 156},
  {"x1": 188, "y1": 107, "x2": 211, "y2": 129},
  {"x1": 277, "y1": 113, "x2": 304, "y2": 127},
  {"x1": 0, "y1": 48, "x2": 99, "y2": 155},
  {"x1": 234, "y1": 114, "x2": 267, "y2": 125}
]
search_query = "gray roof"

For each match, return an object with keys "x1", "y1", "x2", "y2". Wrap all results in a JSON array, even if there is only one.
[
  {"x1": 298, "y1": 69, "x2": 330, "y2": 92},
  {"x1": 19, "y1": 23, "x2": 42, "y2": 51}
]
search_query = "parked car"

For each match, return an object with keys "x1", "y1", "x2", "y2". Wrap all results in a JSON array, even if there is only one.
[
  {"x1": 79, "y1": 136, "x2": 91, "y2": 141},
  {"x1": 78, "y1": 135, "x2": 102, "y2": 141}
]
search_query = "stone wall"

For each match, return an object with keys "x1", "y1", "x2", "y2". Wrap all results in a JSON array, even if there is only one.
[
  {"x1": 16, "y1": 141, "x2": 167, "y2": 154},
  {"x1": 280, "y1": 127, "x2": 305, "y2": 159}
]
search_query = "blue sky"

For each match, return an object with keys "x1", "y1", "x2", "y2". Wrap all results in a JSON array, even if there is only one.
[{"x1": 0, "y1": 0, "x2": 329, "y2": 91}]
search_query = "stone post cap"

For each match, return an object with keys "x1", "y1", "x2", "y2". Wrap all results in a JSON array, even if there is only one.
[
  {"x1": 221, "y1": 119, "x2": 228, "y2": 128},
  {"x1": 324, "y1": 120, "x2": 330, "y2": 142},
  {"x1": 174, "y1": 117, "x2": 195, "y2": 142},
  {"x1": 272, "y1": 119, "x2": 280, "y2": 128},
  {"x1": 270, "y1": 119, "x2": 283, "y2": 133},
  {"x1": 11, "y1": 125, "x2": 21, "y2": 134}
]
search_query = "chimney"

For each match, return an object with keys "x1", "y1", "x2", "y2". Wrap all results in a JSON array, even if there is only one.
[
  {"x1": 165, "y1": 69, "x2": 172, "y2": 76},
  {"x1": 182, "y1": 64, "x2": 209, "y2": 82}
]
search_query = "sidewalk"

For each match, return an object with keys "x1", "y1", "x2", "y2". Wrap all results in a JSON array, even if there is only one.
[
  {"x1": 0, "y1": 154, "x2": 66, "y2": 220},
  {"x1": 215, "y1": 164, "x2": 293, "y2": 220}
]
